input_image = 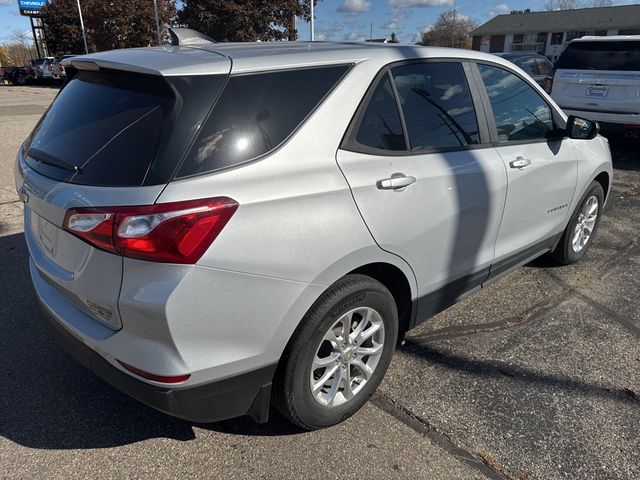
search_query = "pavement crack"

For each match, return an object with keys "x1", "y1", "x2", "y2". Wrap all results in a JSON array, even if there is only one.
[
  {"x1": 406, "y1": 290, "x2": 571, "y2": 343},
  {"x1": 371, "y1": 393, "x2": 509, "y2": 480},
  {"x1": 545, "y1": 270, "x2": 640, "y2": 338}
]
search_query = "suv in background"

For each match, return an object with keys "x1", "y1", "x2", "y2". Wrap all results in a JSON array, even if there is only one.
[
  {"x1": 495, "y1": 52, "x2": 554, "y2": 92},
  {"x1": 32, "y1": 57, "x2": 56, "y2": 83},
  {"x1": 17, "y1": 40, "x2": 612, "y2": 430},
  {"x1": 551, "y1": 36, "x2": 640, "y2": 136}
]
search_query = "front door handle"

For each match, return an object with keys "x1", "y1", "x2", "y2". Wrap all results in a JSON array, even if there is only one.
[
  {"x1": 509, "y1": 157, "x2": 531, "y2": 169},
  {"x1": 377, "y1": 174, "x2": 416, "y2": 190}
]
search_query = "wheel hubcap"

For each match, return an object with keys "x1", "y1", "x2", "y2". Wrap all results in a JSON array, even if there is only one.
[
  {"x1": 572, "y1": 195, "x2": 599, "y2": 253},
  {"x1": 310, "y1": 306, "x2": 385, "y2": 407}
]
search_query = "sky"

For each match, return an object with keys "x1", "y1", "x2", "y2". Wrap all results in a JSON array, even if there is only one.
[{"x1": 0, "y1": 0, "x2": 637, "y2": 45}]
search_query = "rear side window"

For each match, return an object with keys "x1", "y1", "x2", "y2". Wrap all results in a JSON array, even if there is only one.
[
  {"x1": 478, "y1": 64, "x2": 554, "y2": 142},
  {"x1": 177, "y1": 65, "x2": 350, "y2": 178},
  {"x1": 555, "y1": 41, "x2": 640, "y2": 71},
  {"x1": 25, "y1": 70, "x2": 225, "y2": 186},
  {"x1": 354, "y1": 74, "x2": 406, "y2": 151},
  {"x1": 391, "y1": 62, "x2": 480, "y2": 150}
]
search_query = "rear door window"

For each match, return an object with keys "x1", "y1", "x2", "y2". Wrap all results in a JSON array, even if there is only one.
[
  {"x1": 391, "y1": 62, "x2": 480, "y2": 150},
  {"x1": 176, "y1": 65, "x2": 350, "y2": 178},
  {"x1": 26, "y1": 70, "x2": 225, "y2": 186},
  {"x1": 353, "y1": 74, "x2": 406, "y2": 151},
  {"x1": 478, "y1": 64, "x2": 554, "y2": 142},
  {"x1": 555, "y1": 41, "x2": 640, "y2": 71}
]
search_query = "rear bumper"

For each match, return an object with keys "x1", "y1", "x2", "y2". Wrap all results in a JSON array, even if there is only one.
[
  {"x1": 36, "y1": 294, "x2": 277, "y2": 424},
  {"x1": 562, "y1": 108, "x2": 640, "y2": 126}
]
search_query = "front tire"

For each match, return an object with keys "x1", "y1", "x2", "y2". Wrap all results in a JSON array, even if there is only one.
[
  {"x1": 551, "y1": 181, "x2": 604, "y2": 265},
  {"x1": 273, "y1": 274, "x2": 398, "y2": 430}
]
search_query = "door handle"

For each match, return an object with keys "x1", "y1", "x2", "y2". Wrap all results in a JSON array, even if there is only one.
[
  {"x1": 377, "y1": 174, "x2": 416, "y2": 190},
  {"x1": 509, "y1": 157, "x2": 531, "y2": 169}
]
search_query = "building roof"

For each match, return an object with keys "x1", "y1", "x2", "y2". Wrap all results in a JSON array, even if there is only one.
[{"x1": 472, "y1": 5, "x2": 640, "y2": 36}]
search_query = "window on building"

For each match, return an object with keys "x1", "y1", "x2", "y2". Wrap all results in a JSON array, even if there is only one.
[
  {"x1": 619, "y1": 28, "x2": 640, "y2": 35},
  {"x1": 537, "y1": 32, "x2": 548, "y2": 44},
  {"x1": 594, "y1": 30, "x2": 608, "y2": 36},
  {"x1": 550, "y1": 32, "x2": 564, "y2": 44},
  {"x1": 478, "y1": 64, "x2": 554, "y2": 142}
]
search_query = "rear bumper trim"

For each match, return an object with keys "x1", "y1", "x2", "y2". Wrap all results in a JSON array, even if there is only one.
[{"x1": 36, "y1": 296, "x2": 277, "y2": 424}]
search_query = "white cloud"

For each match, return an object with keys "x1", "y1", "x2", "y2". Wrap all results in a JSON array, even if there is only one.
[
  {"x1": 383, "y1": 8, "x2": 408, "y2": 30},
  {"x1": 389, "y1": 0, "x2": 453, "y2": 7},
  {"x1": 338, "y1": 0, "x2": 373, "y2": 14},
  {"x1": 413, "y1": 24, "x2": 432, "y2": 43},
  {"x1": 316, "y1": 33, "x2": 328, "y2": 41},
  {"x1": 0, "y1": 0, "x2": 14, "y2": 5},
  {"x1": 489, "y1": 2, "x2": 510, "y2": 15},
  {"x1": 344, "y1": 31, "x2": 368, "y2": 41}
]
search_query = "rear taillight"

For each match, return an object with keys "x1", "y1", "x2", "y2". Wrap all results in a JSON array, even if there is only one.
[{"x1": 63, "y1": 197, "x2": 238, "y2": 264}]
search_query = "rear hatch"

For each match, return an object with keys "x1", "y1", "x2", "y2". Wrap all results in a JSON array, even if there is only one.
[
  {"x1": 551, "y1": 39, "x2": 640, "y2": 114},
  {"x1": 18, "y1": 49, "x2": 230, "y2": 330}
]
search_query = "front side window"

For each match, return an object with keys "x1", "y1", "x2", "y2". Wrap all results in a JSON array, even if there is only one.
[
  {"x1": 177, "y1": 65, "x2": 350, "y2": 178},
  {"x1": 391, "y1": 62, "x2": 480, "y2": 150},
  {"x1": 478, "y1": 64, "x2": 554, "y2": 142}
]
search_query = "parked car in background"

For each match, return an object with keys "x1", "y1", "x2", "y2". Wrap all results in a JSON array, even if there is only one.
[
  {"x1": 495, "y1": 52, "x2": 554, "y2": 92},
  {"x1": 32, "y1": 57, "x2": 56, "y2": 83},
  {"x1": 551, "y1": 36, "x2": 640, "y2": 137},
  {"x1": 0, "y1": 64, "x2": 36, "y2": 85},
  {"x1": 16, "y1": 40, "x2": 612, "y2": 430},
  {"x1": 52, "y1": 55, "x2": 78, "y2": 83}
]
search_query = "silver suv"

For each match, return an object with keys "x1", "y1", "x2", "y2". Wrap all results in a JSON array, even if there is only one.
[{"x1": 16, "y1": 41, "x2": 612, "y2": 430}]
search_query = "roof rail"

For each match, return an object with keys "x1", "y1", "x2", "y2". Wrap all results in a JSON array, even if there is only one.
[{"x1": 168, "y1": 28, "x2": 217, "y2": 46}]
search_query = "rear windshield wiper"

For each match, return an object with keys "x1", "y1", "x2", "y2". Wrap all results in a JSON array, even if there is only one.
[{"x1": 27, "y1": 147, "x2": 83, "y2": 174}]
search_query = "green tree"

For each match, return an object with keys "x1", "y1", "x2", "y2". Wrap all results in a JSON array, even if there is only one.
[
  {"x1": 177, "y1": 0, "x2": 319, "y2": 42},
  {"x1": 389, "y1": 32, "x2": 399, "y2": 43},
  {"x1": 42, "y1": 0, "x2": 176, "y2": 54},
  {"x1": 419, "y1": 9, "x2": 478, "y2": 49}
]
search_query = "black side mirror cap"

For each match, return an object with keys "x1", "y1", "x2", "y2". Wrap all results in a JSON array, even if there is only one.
[{"x1": 566, "y1": 115, "x2": 599, "y2": 140}]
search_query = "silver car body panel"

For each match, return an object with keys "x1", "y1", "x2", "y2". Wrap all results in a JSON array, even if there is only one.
[{"x1": 25, "y1": 43, "x2": 613, "y2": 394}]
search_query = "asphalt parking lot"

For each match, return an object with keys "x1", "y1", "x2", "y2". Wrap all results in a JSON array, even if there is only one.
[{"x1": 0, "y1": 85, "x2": 638, "y2": 480}]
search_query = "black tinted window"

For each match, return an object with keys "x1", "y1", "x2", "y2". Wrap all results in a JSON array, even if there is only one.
[
  {"x1": 26, "y1": 70, "x2": 224, "y2": 186},
  {"x1": 177, "y1": 65, "x2": 349, "y2": 177},
  {"x1": 391, "y1": 62, "x2": 479, "y2": 150},
  {"x1": 478, "y1": 64, "x2": 554, "y2": 142},
  {"x1": 555, "y1": 41, "x2": 640, "y2": 71},
  {"x1": 354, "y1": 74, "x2": 406, "y2": 151}
]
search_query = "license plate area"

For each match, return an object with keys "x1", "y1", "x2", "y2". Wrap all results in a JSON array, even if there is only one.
[
  {"x1": 587, "y1": 85, "x2": 609, "y2": 97},
  {"x1": 38, "y1": 215, "x2": 58, "y2": 256}
]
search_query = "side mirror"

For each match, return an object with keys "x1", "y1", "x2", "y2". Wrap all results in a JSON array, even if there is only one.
[{"x1": 566, "y1": 115, "x2": 599, "y2": 140}]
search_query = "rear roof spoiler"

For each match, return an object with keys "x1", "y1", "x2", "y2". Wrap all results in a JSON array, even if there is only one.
[{"x1": 168, "y1": 28, "x2": 216, "y2": 46}]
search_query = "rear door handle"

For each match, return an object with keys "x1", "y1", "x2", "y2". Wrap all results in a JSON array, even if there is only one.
[
  {"x1": 377, "y1": 175, "x2": 416, "y2": 190},
  {"x1": 509, "y1": 157, "x2": 531, "y2": 169}
]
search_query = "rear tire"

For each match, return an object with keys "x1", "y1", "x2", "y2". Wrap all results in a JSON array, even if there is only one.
[
  {"x1": 551, "y1": 181, "x2": 604, "y2": 265},
  {"x1": 11, "y1": 71, "x2": 26, "y2": 86},
  {"x1": 273, "y1": 274, "x2": 398, "y2": 430}
]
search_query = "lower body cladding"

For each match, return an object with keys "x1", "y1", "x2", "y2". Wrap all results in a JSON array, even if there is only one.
[{"x1": 30, "y1": 255, "x2": 328, "y2": 423}]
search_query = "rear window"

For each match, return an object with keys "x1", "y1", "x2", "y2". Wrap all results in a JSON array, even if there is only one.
[
  {"x1": 25, "y1": 70, "x2": 225, "y2": 186},
  {"x1": 555, "y1": 41, "x2": 640, "y2": 71},
  {"x1": 176, "y1": 65, "x2": 350, "y2": 178}
]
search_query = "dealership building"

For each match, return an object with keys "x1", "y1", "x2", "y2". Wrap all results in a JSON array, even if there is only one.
[{"x1": 471, "y1": 5, "x2": 640, "y2": 62}]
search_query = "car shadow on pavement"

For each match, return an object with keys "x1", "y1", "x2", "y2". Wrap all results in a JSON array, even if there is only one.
[
  {"x1": 0, "y1": 232, "x2": 301, "y2": 449},
  {"x1": 399, "y1": 341, "x2": 639, "y2": 406}
]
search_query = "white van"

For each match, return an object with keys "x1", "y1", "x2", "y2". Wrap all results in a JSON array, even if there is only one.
[{"x1": 551, "y1": 36, "x2": 640, "y2": 135}]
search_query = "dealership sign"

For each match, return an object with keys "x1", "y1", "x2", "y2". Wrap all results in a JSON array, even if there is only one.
[{"x1": 18, "y1": 0, "x2": 46, "y2": 16}]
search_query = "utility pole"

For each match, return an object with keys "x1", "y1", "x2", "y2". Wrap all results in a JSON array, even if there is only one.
[
  {"x1": 370, "y1": 22, "x2": 373, "y2": 41},
  {"x1": 76, "y1": 0, "x2": 89, "y2": 54},
  {"x1": 451, "y1": 9, "x2": 456, "y2": 48},
  {"x1": 153, "y1": 0, "x2": 162, "y2": 45},
  {"x1": 310, "y1": 0, "x2": 314, "y2": 41}
]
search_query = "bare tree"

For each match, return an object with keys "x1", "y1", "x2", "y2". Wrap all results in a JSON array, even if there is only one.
[
  {"x1": 545, "y1": 0, "x2": 578, "y2": 10},
  {"x1": 8, "y1": 31, "x2": 33, "y2": 65},
  {"x1": 420, "y1": 9, "x2": 478, "y2": 49}
]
